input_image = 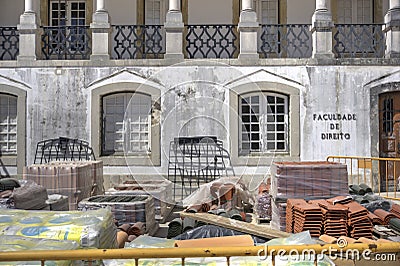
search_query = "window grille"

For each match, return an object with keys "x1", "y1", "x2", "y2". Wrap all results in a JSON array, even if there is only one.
[
  {"x1": 239, "y1": 92, "x2": 288, "y2": 154},
  {"x1": 102, "y1": 93, "x2": 151, "y2": 155},
  {"x1": 0, "y1": 94, "x2": 17, "y2": 154}
]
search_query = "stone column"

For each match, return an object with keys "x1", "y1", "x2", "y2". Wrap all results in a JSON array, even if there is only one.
[
  {"x1": 17, "y1": 0, "x2": 39, "y2": 62},
  {"x1": 24, "y1": 0, "x2": 34, "y2": 13},
  {"x1": 311, "y1": 0, "x2": 334, "y2": 59},
  {"x1": 164, "y1": 0, "x2": 184, "y2": 60},
  {"x1": 238, "y1": 0, "x2": 259, "y2": 61},
  {"x1": 384, "y1": 0, "x2": 400, "y2": 58},
  {"x1": 90, "y1": 0, "x2": 111, "y2": 61}
]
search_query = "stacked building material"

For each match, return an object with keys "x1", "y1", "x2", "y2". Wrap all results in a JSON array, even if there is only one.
[
  {"x1": 0, "y1": 208, "x2": 117, "y2": 248},
  {"x1": 388, "y1": 218, "x2": 400, "y2": 232},
  {"x1": 342, "y1": 201, "x2": 373, "y2": 239},
  {"x1": 107, "y1": 179, "x2": 172, "y2": 222},
  {"x1": 390, "y1": 204, "x2": 400, "y2": 219},
  {"x1": 374, "y1": 209, "x2": 397, "y2": 225},
  {"x1": 270, "y1": 161, "x2": 348, "y2": 232},
  {"x1": 50, "y1": 160, "x2": 104, "y2": 196},
  {"x1": 271, "y1": 201, "x2": 286, "y2": 231},
  {"x1": 286, "y1": 199, "x2": 307, "y2": 233},
  {"x1": 326, "y1": 195, "x2": 352, "y2": 205},
  {"x1": 23, "y1": 162, "x2": 94, "y2": 210},
  {"x1": 78, "y1": 195, "x2": 155, "y2": 233},
  {"x1": 271, "y1": 162, "x2": 348, "y2": 200},
  {"x1": 292, "y1": 203, "x2": 323, "y2": 237},
  {"x1": 309, "y1": 199, "x2": 348, "y2": 238},
  {"x1": 368, "y1": 212, "x2": 383, "y2": 225}
]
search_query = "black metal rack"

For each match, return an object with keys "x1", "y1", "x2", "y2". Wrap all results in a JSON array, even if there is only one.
[
  {"x1": 34, "y1": 137, "x2": 95, "y2": 164},
  {"x1": 167, "y1": 136, "x2": 235, "y2": 199}
]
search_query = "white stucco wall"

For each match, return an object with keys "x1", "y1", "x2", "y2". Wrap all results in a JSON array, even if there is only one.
[
  {"x1": 2, "y1": 63, "x2": 399, "y2": 177},
  {"x1": 188, "y1": 0, "x2": 233, "y2": 24},
  {"x1": 287, "y1": 0, "x2": 315, "y2": 24},
  {"x1": 0, "y1": 1, "x2": 23, "y2": 25},
  {"x1": 106, "y1": 0, "x2": 137, "y2": 24}
]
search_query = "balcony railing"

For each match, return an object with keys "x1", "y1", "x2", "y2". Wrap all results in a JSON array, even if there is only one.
[
  {"x1": 41, "y1": 25, "x2": 91, "y2": 60},
  {"x1": 259, "y1": 24, "x2": 312, "y2": 58},
  {"x1": 111, "y1": 25, "x2": 165, "y2": 59},
  {"x1": 185, "y1": 25, "x2": 238, "y2": 59},
  {"x1": 0, "y1": 27, "x2": 19, "y2": 60},
  {"x1": 333, "y1": 24, "x2": 385, "y2": 58},
  {"x1": 0, "y1": 23, "x2": 392, "y2": 61}
]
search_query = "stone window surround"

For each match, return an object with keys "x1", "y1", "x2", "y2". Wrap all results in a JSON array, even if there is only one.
[
  {"x1": 0, "y1": 86, "x2": 27, "y2": 176},
  {"x1": 91, "y1": 82, "x2": 161, "y2": 166},
  {"x1": 229, "y1": 81, "x2": 300, "y2": 166}
]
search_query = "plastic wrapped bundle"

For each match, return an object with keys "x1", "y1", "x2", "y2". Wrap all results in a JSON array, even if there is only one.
[
  {"x1": 255, "y1": 193, "x2": 272, "y2": 220},
  {"x1": 271, "y1": 161, "x2": 348, "y2": 200},
  {"x1": 106, "y1": 179, "x2": 173, "y2": 221},
  {"x1": 0, "y1": 235, "x2": 78, "y2": 266},
  {"x1": 78, "y1": 195, "x2": 155, "y2": 233},
  {"x1": 0, "y1": 208, "x2": 118, "y2": 249}
]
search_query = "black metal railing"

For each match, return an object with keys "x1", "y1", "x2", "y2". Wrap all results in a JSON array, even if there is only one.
[
  {"x1": 333, "y1": 24, "x2": 385, "y2": 58},
  {"x1": 111, "y1": 25, "x2": 164, "y2": 59},
  {"x1": 259, "y1": 24, "x2": 312, "y2": 58},
  {"x1": 185, "y1": 25, "x2": 238, "y2": 58},
  {"x1": 41, "y1": 25, "x2": 91, "y2": 60},
  {"x1": 0, "y1": 27, "x2": 19, "y2": 60}
]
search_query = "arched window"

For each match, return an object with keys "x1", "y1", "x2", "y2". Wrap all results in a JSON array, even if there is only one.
[
  {"x1": 0, "y1": 94, "x2": 17, "y2": 155},
  {"x1": 102, "y1": 92, "x2": 152, "y2": 155},
  {"x1": 239, "y1": 92, "x2": 288, "y2": 154}
]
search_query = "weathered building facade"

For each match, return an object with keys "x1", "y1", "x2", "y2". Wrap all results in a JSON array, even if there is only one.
[{"x1": 0, "y1": 0, "x2": 399, "y2": 191}]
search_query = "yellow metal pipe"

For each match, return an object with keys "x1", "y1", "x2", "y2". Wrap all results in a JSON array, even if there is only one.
[{"x1": 0, "y1": 243, "x2": 400, "y2": 262}]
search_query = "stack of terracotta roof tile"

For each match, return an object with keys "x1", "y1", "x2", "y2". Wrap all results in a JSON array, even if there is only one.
[
  {"x1": 286, "y1": 199, "x2": 307, "y2": 233},
  {"x1": 309, "y1": 199, "x2": 348, "y2": 238},
  {"x1": 367, "y1": 212, "x2": 383, "y2": 225},
  {"x1": 390, "y1": 204, "x2": 400, "y2": 219},
  {"x1": 326, "y1": 195, "x2": 353, "y2": 205},
  {"x1": 292, "y1": 202, "x2": 323, "y2": 237},
  {"x1": 342, "y1": 201, "x2": 373, "y2": 239},
  {"x1": 374, "y1": 209, "x2": 397, "y2": 225}
]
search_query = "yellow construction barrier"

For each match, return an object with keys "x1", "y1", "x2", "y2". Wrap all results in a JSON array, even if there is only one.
[
  {"x1": 327, "y1": 156, "x2": 400, "y2": 200},
  {"x1": 0, "y1": 243, "x2": 399, "y2": 265}
]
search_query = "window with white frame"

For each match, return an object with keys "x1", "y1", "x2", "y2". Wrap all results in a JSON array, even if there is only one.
[
  {"x1": 145, "y1": 0, "x2": 166, "y2": 25},
  {"x1": 254, "y1": 0, "x2": 279, "y2": 24},
  {"x1": 239, "y1": 92, "x2": 288, "y2": 154},
  {"x1": 49, "y1": 0, "x2": 86, "y2": 26},
  {"x1": 0, "y1": 94, "x2": 17, "y2": 155},
  {"x1": 102, "y1": 92, "x2": 151, "y2": 155},
  {"x1": 337, "y1": 0, "x2": 373, "y2": 23}
]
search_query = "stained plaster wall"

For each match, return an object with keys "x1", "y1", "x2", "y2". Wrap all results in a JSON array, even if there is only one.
[{"x1": 0, "y1": 64, "x2": 399, "y2": 189}]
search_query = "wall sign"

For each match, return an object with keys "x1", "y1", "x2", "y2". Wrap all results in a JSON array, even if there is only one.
[{"x1": 313, "y1": 113, "x2": 356, "y2": 140}]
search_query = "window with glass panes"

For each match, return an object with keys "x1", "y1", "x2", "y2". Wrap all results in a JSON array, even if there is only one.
[
  {"x1": 102, "y1": 93, "x2": 151, "y2": 155},
  {"x1": 254, "y1": 0, "x2": 279, "y2": 24},
  {"x1": 145, "y1": 0, "x2": 165, "y2": 25},
  {"x1": 0, "y1": 94, "x2": 17, "y2": 154},
  {"x1": 239, "y1": 92, "x2": 288, "y2": 154},
  {"x1": 337, "y1": 0, "x2": 373, "y2": 23},
  {"x1": 50, "y1": 0, "x2": 86, "y2": 26}
]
